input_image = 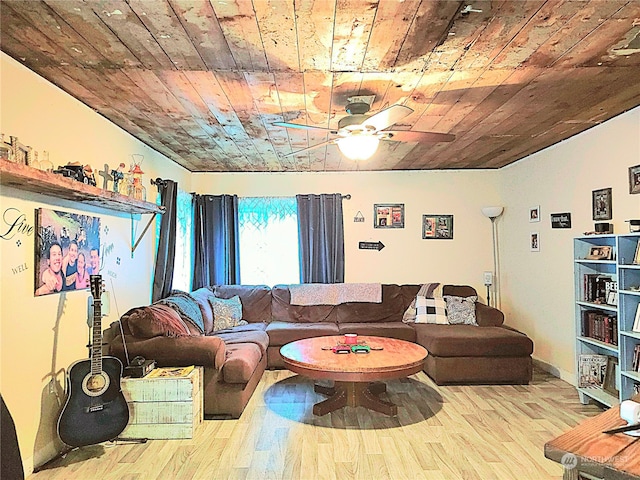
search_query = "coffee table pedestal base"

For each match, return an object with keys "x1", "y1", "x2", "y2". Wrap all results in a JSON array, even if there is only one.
[{"x1": 313, "y1": 382, "x2": 397, "y2": 416}]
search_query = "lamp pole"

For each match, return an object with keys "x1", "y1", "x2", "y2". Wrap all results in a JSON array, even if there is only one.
[
  {"x1": 490, "y1": 216, "x2": 499, "y2": 309},
  {"x1": 481, "y1": 206, "x2": 504, "y2": 309}
]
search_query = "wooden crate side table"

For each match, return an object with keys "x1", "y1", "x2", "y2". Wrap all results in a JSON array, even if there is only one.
[{"x1": 120, "y1": 366, "x2": 203, "y2": 439}]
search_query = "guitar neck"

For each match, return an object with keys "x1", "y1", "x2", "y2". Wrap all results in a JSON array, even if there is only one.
[{"x1": 90, "y1": 275, "x2": 103, "y2": 374}]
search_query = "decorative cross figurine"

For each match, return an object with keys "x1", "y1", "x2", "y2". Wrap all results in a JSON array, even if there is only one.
[{"x1": 98, "y1": 164, "x2": 113, "y2": 190}]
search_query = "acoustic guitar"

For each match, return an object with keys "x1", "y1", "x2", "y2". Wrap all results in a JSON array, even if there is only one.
[{"x1": 57, "y1": 275, "x2": 129, "y2": 447}]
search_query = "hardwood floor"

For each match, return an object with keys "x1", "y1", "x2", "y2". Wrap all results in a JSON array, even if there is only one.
[{"x1": 30, "y1": 367, "x2": 602, "y2": 480}]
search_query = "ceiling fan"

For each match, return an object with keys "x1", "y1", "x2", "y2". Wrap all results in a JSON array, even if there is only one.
[{"x1": 273, "y1": 96, "x2": 455, "y2": 160}]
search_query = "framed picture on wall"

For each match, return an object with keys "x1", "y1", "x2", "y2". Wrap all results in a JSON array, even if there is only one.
[
  {"x1": 35, "y1": 208, "x2": 101, "y2": 296},
  {"x1": 374, "y1": 204, "x2": 404, "y2": 228},
  {"x1": 530, "y1": 232, "x2": 540, "y2": 252},
  {"x1": 529, "y1": 206, "x2": 540, "y2": 222},
  {"x1": 592, "y1": 188, "x2": 612, "y2": 220},
  {"x1": 630, "y1": 164, "x2": 640, "y2": 194},
  {"x1": 422, "y1": 214, "x2": 454, "y2": 239}
]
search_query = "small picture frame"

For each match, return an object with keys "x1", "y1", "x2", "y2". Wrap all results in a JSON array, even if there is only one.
[
  {"x1": 633, "y1": 304, "x2": 640, "y2": 333},
  {"x1": 629, "y1": 164, "x2": 640, "y2": 195},
  {"x1": 592, "y1": 188, "x2": 612, "y2": 221},
  {"x1": 529, "y1": 206, "x2": 540, "y2": 222},
  {"x1": 422, "y1": 215, "x2": 454, "y2": 239},
  {"x1": 586, "y1": 245, "x2": 613, "y2": 260},
  {"x1": 606, "y1": 291, "x2": 618, "y2": 306},
  {"x1": 530, "y1": 232, "x2": 539, "y2": 252},
  {"x1": 634, "y1": 241, "x2": 640, "y2": 265},
  {"x1": 374, "y1": 204, "x2": 404, "y2": 229},
  {"x1": 602, "y1": 356, "x2": 619, "y2": 397}
]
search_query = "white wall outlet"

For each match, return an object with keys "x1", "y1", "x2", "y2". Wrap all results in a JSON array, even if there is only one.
[{"x1": 483, "y1": 271, "x2": 493, "y2": 286}]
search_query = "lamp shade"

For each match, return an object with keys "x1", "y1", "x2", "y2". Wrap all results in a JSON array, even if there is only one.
[
  {"x1": 481, "y1": 206, "x2": 504, "y2": 219},
  {"x1": 337, "y1": 135, "x2": 380, "y2": 160}
]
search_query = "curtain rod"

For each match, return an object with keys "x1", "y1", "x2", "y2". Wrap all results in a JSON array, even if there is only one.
[
  {"x1": 296, "y1": 194, "x2": 351, "y2": 199},
  {"x1": 188, "y1": 193, "x2": 351, "y2": 199}
]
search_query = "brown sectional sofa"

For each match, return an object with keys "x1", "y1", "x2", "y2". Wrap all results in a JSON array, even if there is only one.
[{"x1": 105, "y1": 283, "x2": 533, "y2": 418}]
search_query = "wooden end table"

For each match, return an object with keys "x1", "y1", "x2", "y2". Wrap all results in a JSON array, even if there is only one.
[
  {"x1": 544, "y1": 394, "x2": 640, "y2": 479},
  {"x1": 280, "y1": 336, "x2": 427, "y2": 416}
]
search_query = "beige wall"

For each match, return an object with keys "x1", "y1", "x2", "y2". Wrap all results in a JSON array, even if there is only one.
[
  {"x1": 192, "y1": 170, "x2": 502, "y2": 288},
  {"x1": 0, "y1": 53, "x2": 189, "y2": 473},
  {"x1": 499, "y1": 107, "x2": 640, "y2": 381}
]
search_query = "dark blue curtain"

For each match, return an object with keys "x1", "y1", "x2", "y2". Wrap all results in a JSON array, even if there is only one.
[
  {"x1": 296, "y1": 193, "x2": 344, "y2": 283},
  {"x1": 192, "y1": 194, "x2": 240, "y2": 288},
  {"x1": 152, "y1": 179, "x2": 177, "y2": 302}
]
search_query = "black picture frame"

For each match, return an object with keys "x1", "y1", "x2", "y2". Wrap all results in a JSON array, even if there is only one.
[
  {"x1": 422, "y1": 214, "x2": 453, "y2": 239},
  {"x1": 550, "y1": 212, "x2": 572, "y2": 229},
  {"x1": 374, "y1": 204, "x2": 404, "y2": 229},
  {"x1": 630, "y1": 164, "x2": 640, "y2": 195},
  {"x1": 592, "y1": 188, "x2": 612, "y2": 221}
]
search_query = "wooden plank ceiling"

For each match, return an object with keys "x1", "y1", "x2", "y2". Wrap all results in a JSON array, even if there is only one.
[{"x1": 2, "y1": 0, "x2": 639, "y2": 173}]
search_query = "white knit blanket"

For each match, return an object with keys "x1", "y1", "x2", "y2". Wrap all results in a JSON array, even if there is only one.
[{"x1": 289, "y1": 283, "x2": 382, "y2": 306}]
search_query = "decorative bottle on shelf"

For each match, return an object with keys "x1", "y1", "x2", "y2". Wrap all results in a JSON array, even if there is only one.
[{"x1": 127, "y1": 155, "x2": 146, "y2": 201}]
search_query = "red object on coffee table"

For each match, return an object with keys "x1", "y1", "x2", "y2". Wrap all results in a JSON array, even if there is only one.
[{"x1": 280, "y1": 336, "x2": 427, "y2": 416}]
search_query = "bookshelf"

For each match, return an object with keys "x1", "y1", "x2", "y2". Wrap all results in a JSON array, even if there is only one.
[{"x1": 574, "y1": 233, "x2": 640, "y2": 407}]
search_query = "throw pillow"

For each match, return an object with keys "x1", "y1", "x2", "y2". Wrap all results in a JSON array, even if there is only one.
[
  {"x1": 443, "y1": 295, "x2": 478, "y2": 325},
  {"x1": 414, "y1": 296, "x2": 448, "y2": 324},
  {"x1": 127, "y1": 304, "x2": 191, "y2": 338},
  {"x1": 211, "y1": 295, "x2": 248, "y2": 332}
]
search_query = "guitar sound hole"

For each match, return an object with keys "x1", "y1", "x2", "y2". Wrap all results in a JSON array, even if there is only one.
[{"x1": 82, "y1": 372, "x2": 110, "y2": 397}]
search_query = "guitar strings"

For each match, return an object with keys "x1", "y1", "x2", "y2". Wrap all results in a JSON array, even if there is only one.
[{"x1": 109, "y1": 277, "x2": 131, "y2": 366}]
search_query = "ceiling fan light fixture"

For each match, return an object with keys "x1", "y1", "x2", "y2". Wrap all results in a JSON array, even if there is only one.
[{"x1": 337, "y1": 135, "x2": 380, "y2": 160}]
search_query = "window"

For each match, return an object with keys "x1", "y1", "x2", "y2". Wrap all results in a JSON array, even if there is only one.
[
  {"x1": 156, "y1": 188, "x2": 193, "y2": 292},
  {"x1": 238, "y1": 197, "x2": 299, "y2": 286}
]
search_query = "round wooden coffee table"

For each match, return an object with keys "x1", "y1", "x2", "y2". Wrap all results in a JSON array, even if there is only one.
[{"x1": 280, "y1": 336, "x2": 427, "y2": 416}]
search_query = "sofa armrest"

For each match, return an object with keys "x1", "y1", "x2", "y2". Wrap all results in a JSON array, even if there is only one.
[
  {"x1": 109, "y1": 334, "x2": 227, "y2": 370},
  {"x1": 475, "y1": 303, "x2": 505, "y2": 327}
]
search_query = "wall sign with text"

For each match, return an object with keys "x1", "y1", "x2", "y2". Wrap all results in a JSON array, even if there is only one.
[{"x1": 551, "y1": 213, "x2": 572, "y2": 229}]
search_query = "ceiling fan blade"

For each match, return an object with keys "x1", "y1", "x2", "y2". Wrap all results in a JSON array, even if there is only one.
[
  {"x1": 282, "y1": 139, "x2": 335, "y2": 157},
  {"x1": 364, "y1": 105, "x2": 413, "y2": 131},
  {"x1": 383, "y1": 130, "x2": 455, "y2": 143},
  {"x1": 273, "y1": 121, "x2": 336, "y2": 133}
]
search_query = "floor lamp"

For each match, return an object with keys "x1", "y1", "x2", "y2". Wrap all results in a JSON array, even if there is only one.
[{"x1": 481, "y1": 206, "x2": 504, "y2": 308}]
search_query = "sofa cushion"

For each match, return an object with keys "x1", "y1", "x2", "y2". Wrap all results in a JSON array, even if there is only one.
[
  {"x1": 266, "y1": 321, "x2": 340, "y2": 346},
  {"x1": 212, "y1": 329, "x2": 269, "y2": 355},
  {"x1": 443, "y1": 295, "x2": 478, "y2": 325},
  {"x1": 211, "y1": 295, "x2": 247, "y2": 332},
  {"x1": 222, "y1": 343, "x2": 262, "y2": 384},
  {"x1": 212, "y1": 285, "x2": 272, "y2": 324},
  {"x1": 126, "y1": 304, "x2": 192, "y2": 338},
  {"x1": 414, "y1": 324, "x2": 534, "y2": 357},
  {"x1": 335, "y1": 284, "x2": 405, "y2": 323},
  {"x1": 338, "y1": 322, "x2": 416, "y2": 342},
  {"x1": 189, "y1": 288, "x2": 216, "y2": 334},
  {"x1": 271, "y1": 285, "x2": 336, "y2": 323}
]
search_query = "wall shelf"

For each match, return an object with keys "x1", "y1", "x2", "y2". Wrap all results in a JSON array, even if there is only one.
[{"x1": 0, "y1": 159, "x2": 163, "y2": 215}]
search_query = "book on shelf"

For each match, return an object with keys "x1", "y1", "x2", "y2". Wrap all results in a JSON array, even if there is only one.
[
  {"x1": 578, "y1": 354, "x2": 608, "y2": 388},
  {"x1": 583, "y1": 274, "x2": 616, "y2": 304},
  {"x1": 581, "y1": 310, "x2": 618, "y2": 345}
]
